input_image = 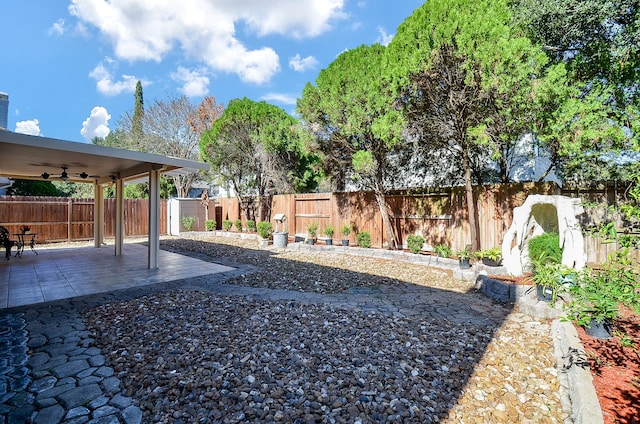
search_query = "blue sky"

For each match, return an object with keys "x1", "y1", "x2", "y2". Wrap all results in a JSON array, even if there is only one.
[{"x1": 1, "y1": 1, "x2": 423, "y2": 143}]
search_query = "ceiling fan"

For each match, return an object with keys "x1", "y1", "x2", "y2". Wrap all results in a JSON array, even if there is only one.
[{"x1": 40, "y1": 166, "x2": 99, "y2": 181}]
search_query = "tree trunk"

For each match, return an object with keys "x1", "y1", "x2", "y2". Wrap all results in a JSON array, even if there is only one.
[
  {"x1": 374, "y1": 189, "x2": 398, "y2": 249},
  {"x1": 463, "y1": 152, "x2": 481, "y2": 252}
]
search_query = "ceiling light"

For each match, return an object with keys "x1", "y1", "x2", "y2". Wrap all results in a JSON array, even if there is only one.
[
  {"x1": 80, "y1": 172, "x2": 88, "y2": 179},
  {"x1": 41, "y1": 172, "x2": 50, "y2": 179},
  {"x1": 60, "y1": 168, "x2": 69, "y2": 181}
]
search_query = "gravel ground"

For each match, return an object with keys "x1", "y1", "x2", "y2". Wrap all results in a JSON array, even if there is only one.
[{"x1": 79, "y1": 235, "x2": 570, "y2": 423}]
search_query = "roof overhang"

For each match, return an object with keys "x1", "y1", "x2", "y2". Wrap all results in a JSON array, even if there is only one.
[{"x1": 0, "y1": 129, "x2": 209, "y2": 185}]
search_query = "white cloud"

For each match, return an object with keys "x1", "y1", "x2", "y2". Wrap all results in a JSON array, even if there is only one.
[
  {"x1": 15, "y1": 119, "x2": 42, "y2": 136},
  {"x1": 49, "y1": 18, "x2": 66, "y2": 36},
  {"x1": 261, "y1": 93, "x2": 298, "y2": 105},
  {"x1": 89, "y1": 61, "x2": 141, "y2": 96},
  {"x1": 376, "y1": 27, "x2": 393, "y2": 46},
  {"x1": 69, "y1": 0, "x2": 346, "y2": 85},
  {"x1": 171, "y1": 67, "x2": 210, "y2": 97},
  {"x1": 289, "y1": 54, "x2": 319, "y2": 72},
  {"x1": 80, "y1": 106, "x2": 111, "y2": 142}
]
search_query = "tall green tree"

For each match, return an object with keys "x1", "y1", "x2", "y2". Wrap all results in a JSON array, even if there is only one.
[
  {"x1": 200, "y1": 98, "x2": 319, "y2": 221},
  {"x1": 385, "y1": 0, "x2": 565, "y2": 250},
  {"x1": 514, "y1": 0, "x2": 640, "y2": 180},
  {"x1": 297, "y1": 44, "x2": 405, "y2": 249},
  {"x1": 132, "y1": 80, "x2": 144, "y2": 142}
]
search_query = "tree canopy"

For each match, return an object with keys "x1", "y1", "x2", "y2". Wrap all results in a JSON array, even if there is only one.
[
  {"x1": 297, "y1": 43, "x2": 406, "y2": 248},
  {"x1": 200, "y1": 97, "x2": 320, "y2": 221}
]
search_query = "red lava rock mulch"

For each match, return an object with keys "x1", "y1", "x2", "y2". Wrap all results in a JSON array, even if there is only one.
[{"x1": 576, "y1": 307, "x2": 640, "y2": 424}]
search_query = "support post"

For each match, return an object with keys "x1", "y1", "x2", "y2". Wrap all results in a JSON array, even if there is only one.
[
  {"x1": 93, "y1": 182, "x2": 104, "y2": 247},
  {"x1": 148, "y1": 168, "x2": 161, "y2": 269},
  {"x1": 115, "y1": 177, "x2": 124, "y2": 256}
]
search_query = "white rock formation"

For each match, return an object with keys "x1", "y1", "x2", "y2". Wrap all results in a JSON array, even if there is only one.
[{"x1": 502, "y1": 195, "x2": 586, "y2": 276}]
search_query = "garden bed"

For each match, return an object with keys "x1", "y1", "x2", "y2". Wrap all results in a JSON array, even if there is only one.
[{"x1": 576, "y1": 307, "x2": 640, "y2": 424}]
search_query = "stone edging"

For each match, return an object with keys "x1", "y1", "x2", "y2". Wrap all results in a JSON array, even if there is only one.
[{"x1": 552, "y1": 320, "x2": 604, "y2": 424}]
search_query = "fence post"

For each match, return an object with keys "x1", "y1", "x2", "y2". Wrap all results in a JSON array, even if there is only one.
[{"x1": 68, "y1": 198, "x2": 73, "y2": 241}]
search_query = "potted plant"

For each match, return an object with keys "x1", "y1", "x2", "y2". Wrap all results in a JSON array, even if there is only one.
[
  {"x1": 340, "y1": 224, "x2": 352, "y2": 246},
  {"x1": 433, "y1": 244, "x2": 452, "y2": 258},
  {"x1": 563, "y1": 249, "x2": 640, "y2": 339},
  {"x1": 222, "y1": 219, "x2": 233, "y2": 231},
  {"x1": 205, "y1": 219, "x2": 216, "y2": 231},
  {"x1": 306, "y1": 221, "x2": 319, "y2": 245},
  {"x1": 456, "y1": 246, "x2": 471, "y2": 269},
  {"x1": 530, "y1": 260, "x2": 569, "y2": 304},
  {"x1": 256, "y1": 221, "x2": 273, "y2": 247},
  {"x1": 474, "y1": 247, "x2": 502, "y2": 266},
  {"x1": 234, "y1": 219, "x2": 243, "y2": 232},
  {"x1": 357, "y1": 230, "x2": 372, "y2": 248},
  {"x1": 322, "y1": 225, "x2": 334, "y2": 245},
  {"x1": 406, "y1": 235, "x2": 425, "y2": 254}
]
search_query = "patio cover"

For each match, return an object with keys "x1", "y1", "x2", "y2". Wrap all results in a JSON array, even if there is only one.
[{"x1": 0, "y1": 129, "x2": 210, "y2": 268}]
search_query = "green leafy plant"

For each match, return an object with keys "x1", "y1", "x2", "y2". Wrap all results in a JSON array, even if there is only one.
[
  {"x1": 474, "y1": 247, "x2": 502, "y2": 263},
  {"x1": 340, "y1": 223, "x2": 352, "y2": 238},
  {"x1": 434, "y1": 244, "x2": 452, "y2": 258},
  {"x1": 323, "y1": 225, "x2": 334, "y2": 238},
  {"x1": 256, "y1": 221, "x2": 273, "y2": 239},
  {"x1": 306, "y1": 221, "x2": 319, "y2": 238},
  {"x1": 205, "y1": 219, "x2": 216, "y2": 231},
  {"x1": 456, "y1": 246, "x2": 470, "y2": 259},
  {"x1": 531, "y1": 261, "x2": 572, "y2": 305},
  {"x1": 528, "y1": 232, "x2": 562, "y2": 266},
  {"x1": 234, "y1": 219, "x2": 243, "y2": 232},
  {"x1": 181, "y1": 216, "x2": 196, "y2": 231},
  {"x1": 563, "y1": 249, "x2": 640, "y2": 330},
  {"x1": 357, "y1": 231, "x2": 371, "y2": 248},
  {"x1": 222, "y1": 220, "x2": 233, "y2": 231},
  {"x1": 407, "y1": 234, "x2": 425, "y2": 254},
  {"x1": 246, "y1": 220, "x2": 256, "y2": 232}
]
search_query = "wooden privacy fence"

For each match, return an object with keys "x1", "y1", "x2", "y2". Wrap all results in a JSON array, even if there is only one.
[
  {"x1": 0, "y1": 196, "x2": 168, "y2": 242},
  {"x1": 217, "y1": 181, "x2": 638, "y2": 265},
  {"x1": 2, "y1": 181, "x2": 636, "y2": 264}
]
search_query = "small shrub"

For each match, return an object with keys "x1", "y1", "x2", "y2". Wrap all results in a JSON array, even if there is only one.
[
  {"x1": 234, "y1": 219, "x2": 243, "y2": 232},
  {"x1": 340, "y1": 224, "x2": 352, "y2": 238},
  {"x1": 181, "y1": 216, "x2": 196, "y2": 231},
  {"x1": 407, "y1": 234, "x2": 425, "y2": 254},
  {"x1": 205, "y1": 219, "x2": 216, "y2": 231},
  {"x1": 357, "y1": 231, "x2": 371, "y2": 248},
  {"x1": 528, "y1": 233, "x2": 562, "y2": 265},
  {"x1": 257, "y1": 221, "x2": 273, "y2": 239},
  {"x1": 246, "y1": 220, "x2": 256, "y2": 232},
  {"x1": 323, "y1": 225, "x2": 334, "y2": 238},
  {"x1": 222, "y1": 220, "x2": 233, "y2": 231},
  {"x1": 306, "y1": 221, "x2": 319, "y2": 238}
]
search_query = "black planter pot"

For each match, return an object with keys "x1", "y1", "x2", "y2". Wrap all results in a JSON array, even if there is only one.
[
  {"x1": 342, "y1": 240, "x2": 349, "y2": 246},
  {"x1": 325, "y1": 239, "x2": 333, "y2": 245},
  {"x1": 459, "y1": 258, "x2": 471, "y2": 269},
  {"x1": 482, "y1": 258, "x2": 502, "y2": 267},
  {"x1": 307, "y1": 239, "x2": 315, "y2": 245},
  {"x1": 536, "y1": 284, "x2": 554, "y2": 302},
  {"x1": 584, "y1": 319, "x2": 612, "y2": 339}
]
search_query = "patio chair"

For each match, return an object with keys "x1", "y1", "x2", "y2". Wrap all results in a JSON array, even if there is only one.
[{"x1": 0, "y1": 226, "x2": 14, "y2": 260}]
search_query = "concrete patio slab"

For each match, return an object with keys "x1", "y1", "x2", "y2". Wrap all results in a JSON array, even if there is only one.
[{"x1": 0, "y1": 242, "x2": 235, "y2": 309}]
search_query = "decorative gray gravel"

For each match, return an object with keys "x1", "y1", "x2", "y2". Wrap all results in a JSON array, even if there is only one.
[{"x1": 1, "y1": 235, "x2": 571, "y2": 423}]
